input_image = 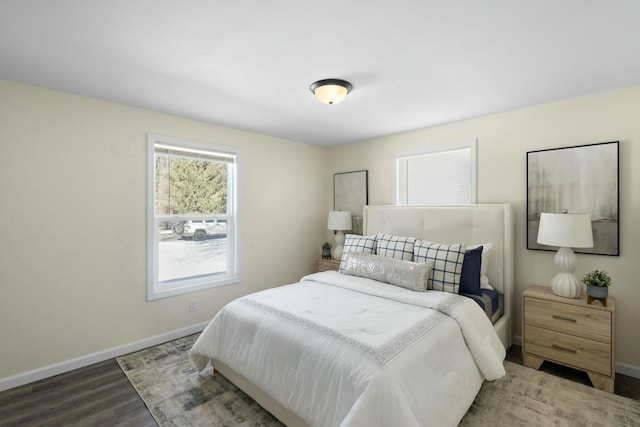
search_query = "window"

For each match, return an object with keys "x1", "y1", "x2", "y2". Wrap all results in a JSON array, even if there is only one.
[
  {"x1": 396, "y1": 140, "x2": 476, "y2": 205},
  {"x1": 147, "y1": 134, "x2": 238, "y2": 300}
]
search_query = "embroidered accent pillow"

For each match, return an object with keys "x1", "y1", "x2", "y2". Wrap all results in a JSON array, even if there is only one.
[
  {"x1": 341, "y1": 253, "x2": 433, "y2": 292},
  {"x1": 339, "y1": 234, "x2": 377, "y2": 273},
  {"x1": 413, "y1": 240, "x2": 467, "y2": 293},
  {"x1": 375, "y1": 233, "x2": 416, "y2": 261}
]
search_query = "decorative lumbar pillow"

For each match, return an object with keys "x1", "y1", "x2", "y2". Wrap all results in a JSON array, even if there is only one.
[
  {"x1": 341, "y1": 253, "x2": 433, "y2": 292},
  {"x1": 459, "y1": 245, "x2": 483, "y2": 296},
  {"x1": 375, "y1": 233, "x2": 416, "y2": 261},
  {"x1": 413, "y1": 240, "x2": 467, "y2": 293},
  {"x1": 468, "y1": 243, "x2": 493, "y2": 290},
  {"x1": 339, "y1": 234, "x2": 377, "y2": 273}
]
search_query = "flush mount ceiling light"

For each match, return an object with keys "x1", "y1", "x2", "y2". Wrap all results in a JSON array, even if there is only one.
[{"x1": 309, "y1": 79, "x2": 353, "y2": 105}]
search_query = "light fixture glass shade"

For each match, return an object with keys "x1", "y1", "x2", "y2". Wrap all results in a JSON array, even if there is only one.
[
  {"x1": 327, "y1": 211, "x2": 352, "y2": 231},
  {"x1": 327, "y1": 211, "x2": 352, "y2": 261},
  {"x1": 537, "y1": 212, "x2": 594, "y2": 298},
  {"x1": 310, "y1": 79, "x2": 352, "y2": 105},
  {"x1": 536, "y1": 213, "x2": 594, "y2": 248}
]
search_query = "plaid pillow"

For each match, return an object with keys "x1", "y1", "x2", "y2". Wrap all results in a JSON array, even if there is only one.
[
  {"x1": 414, "y1": 240, "x2": 467, "y2": 293},
  {"x1": 376, "y1": 233, "x2": 416, "y2": 261},
  {"x1": 339, "y1": 234, "x2": 377, "y2": 272}
]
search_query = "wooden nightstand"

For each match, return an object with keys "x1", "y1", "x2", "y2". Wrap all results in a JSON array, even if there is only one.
[
  {"x1": 522, "y1": 285, "x2": 616, "y2": 393},
  {"x1": 316, "y1": 259, "x2": 340, "y2": 272}
]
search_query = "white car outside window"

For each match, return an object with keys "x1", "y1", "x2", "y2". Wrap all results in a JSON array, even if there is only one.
[{"x1": 175, "y1": 220, "x2": 227, "y2": 241}]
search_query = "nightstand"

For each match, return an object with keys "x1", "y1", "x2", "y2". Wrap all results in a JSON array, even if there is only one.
[
  {"x1": 316, "y1": 259, "x2": 341, "y2": 272},
  {"x1": 522, "y1": 285, "x2": 616, "y2": 393}
]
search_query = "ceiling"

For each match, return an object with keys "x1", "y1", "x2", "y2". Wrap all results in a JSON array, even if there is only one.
[{"x1": 2, "y1": 1, "x2": 640, "y2": 147}]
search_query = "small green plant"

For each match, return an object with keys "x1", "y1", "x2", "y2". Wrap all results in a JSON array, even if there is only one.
[
  {"x1": 322, "y1": 242, "x2": 332, "y2": 250},
  {"x1": 582, "y1": 270, "x2": 612, "y2": 287}
]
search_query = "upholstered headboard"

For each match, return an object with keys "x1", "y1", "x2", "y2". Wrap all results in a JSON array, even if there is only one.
[{"x1": 363, "y1": 204, "x2": 514, "y2": 347}]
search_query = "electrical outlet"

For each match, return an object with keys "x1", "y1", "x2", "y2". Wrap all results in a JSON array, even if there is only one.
[{"x1": 189, "y1": 299, "x2": 197, "y2": 312}]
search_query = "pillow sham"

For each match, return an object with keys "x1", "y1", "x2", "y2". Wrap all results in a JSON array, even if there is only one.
[
  {"x1": 468, "y1": 242, "x2": 493, "y2": 290},
  {"x1": 459, "y1": 245, "x2": 483, "y2": 296},
  {"x1": 341, "y1": 253, "x2": 433, "y2": 292},
  {"x1": 413, "y1": 240, "x2": 467, "y2": 293},
  {"x1": 339, "y1": 234, "x2": 377, "y2": 273},
  {"x1": 375, "y1": 233, "x2": 416, "y2": 261}
]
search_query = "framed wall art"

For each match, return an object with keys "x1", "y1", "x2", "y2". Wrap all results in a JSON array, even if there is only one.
[
  {"x1": 334, "y1": 170, "x2": 368, "y2": 235},
  {"x1": 527, "y1": 141, "x2": 619, "y2": 256}
]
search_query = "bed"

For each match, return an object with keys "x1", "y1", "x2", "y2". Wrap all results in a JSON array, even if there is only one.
[{"x1": 190, "y1": 204, "x2": 514, "y2": 427}]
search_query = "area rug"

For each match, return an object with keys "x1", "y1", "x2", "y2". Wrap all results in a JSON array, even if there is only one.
[{"x1": 117, "y1": 334, "x2": 640, "y2": 427}]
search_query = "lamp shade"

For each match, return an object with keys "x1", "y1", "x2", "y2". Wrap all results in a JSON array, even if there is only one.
[
  {"x1": 327, "y1": 211, "x2": 352, "y2": 231},
  {"x1": 537, "y1": 212, "x2": 594, "y2": 248}
]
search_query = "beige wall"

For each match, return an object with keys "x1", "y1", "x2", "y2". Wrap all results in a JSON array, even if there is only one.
[
  {"x1": 328, "y1": 86, "x2": 640, "y2": 370},
  {"x1": 0, "y1": 80, "x2": 328, "y2": 380},
  {"x1": 2, "y1": 78, "x2": 638, "y2": 384}
]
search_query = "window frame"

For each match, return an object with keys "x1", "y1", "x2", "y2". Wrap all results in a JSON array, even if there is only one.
[
  {"x1": 394, "y1": 140, "x2": 477, "y2": 206},
  {"x1": 146, "y1": 133, "x2": 240, "y2": 301}
]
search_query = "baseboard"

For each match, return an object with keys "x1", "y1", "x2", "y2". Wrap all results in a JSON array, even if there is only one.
[
  {"x1": 511, "y1": 334, "x2": 640, "y2": 380},
  {"x1": 0, "y1": 321, "x2": 209, "y2": 393},
  {"x1": 512, "y1": 334, "x2": 522, "y2": 347},
  {"x1": 615, "y1": 361, "x2": 640, "y2": 380}
]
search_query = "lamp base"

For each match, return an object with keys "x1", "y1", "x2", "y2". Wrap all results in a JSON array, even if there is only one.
[
  {"x1": 331, "y1": 230, "x2": 346, "y2": 261},
  {"x1": 549, "y1": 246, "x2": 583, "y2": 298},
  {"x1": 550, "y1": 273, "x2": 583, "y2": 298}
]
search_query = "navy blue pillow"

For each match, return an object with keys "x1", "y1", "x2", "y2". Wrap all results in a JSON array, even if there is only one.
[{"x1": 459, "y1": 246, "x2": 483, "y2": 296}]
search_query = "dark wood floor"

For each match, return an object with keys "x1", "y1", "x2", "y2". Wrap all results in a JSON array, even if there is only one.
[
  {"x1": 0, "y1": 345, "x2": 638, "y2": 426},
  {"x1": 0, "y1": 359, "x2": 157, "y2": 427}
]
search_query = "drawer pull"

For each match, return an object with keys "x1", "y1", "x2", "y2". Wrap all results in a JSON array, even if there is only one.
[
  {"x1": 552, "y1": 344, "x2": 577, "y2": 354},
  {"x1": 552, "y1": 315, "x2": 577, "y2": 323}
]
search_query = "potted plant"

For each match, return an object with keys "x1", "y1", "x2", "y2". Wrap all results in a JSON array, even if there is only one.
[
  {"x1": 322, "y1": 242, "x2": 332, "y2": 259},
  {"x1": 582, "y1": 270, "x2": 612, "y2": 300}
]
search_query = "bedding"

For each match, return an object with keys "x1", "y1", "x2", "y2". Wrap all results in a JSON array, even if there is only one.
[
  {"x1": 191, "y1": 271, "x2": 506, "y2": 427},
  {"x1": 362, "y1": 204, "x2": 514, "y2": 352},
  {"x1": 460, "y1": 288, "x2": 503, "y2": 324}
]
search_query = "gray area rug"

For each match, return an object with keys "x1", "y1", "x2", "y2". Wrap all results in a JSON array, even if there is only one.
[{"x1": 117, "y1": 334, "x2": 640, "y2": 427}]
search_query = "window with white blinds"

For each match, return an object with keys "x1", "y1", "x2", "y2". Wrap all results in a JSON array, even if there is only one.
[{"x1": 396, "y1": 141, "x2": 476, "y2": 205}]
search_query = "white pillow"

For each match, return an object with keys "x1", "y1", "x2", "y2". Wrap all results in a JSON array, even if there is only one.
[{"x1": 468, "y1": 243, "x2": 493, "y2": 290}]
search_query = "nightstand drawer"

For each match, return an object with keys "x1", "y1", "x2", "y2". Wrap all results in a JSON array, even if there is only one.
[
  {"x1": 524, "y1": 325, "x2": 611, "y2": 376},
  {"x1": 524, "y1": 298, "x2": 611, "y2": 343}
]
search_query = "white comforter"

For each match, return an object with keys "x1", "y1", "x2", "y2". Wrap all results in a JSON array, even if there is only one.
[{"x1": 190, "y1": 271, "x2": 506, "y2": 427}]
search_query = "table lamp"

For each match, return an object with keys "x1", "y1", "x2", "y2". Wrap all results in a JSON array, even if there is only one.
[
  {"x1": 536, "y1": 212, "x2": 594, "y2": 298},
  {"x1": 327, "y1": 211, "x2": 352, "y2": 260}
]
